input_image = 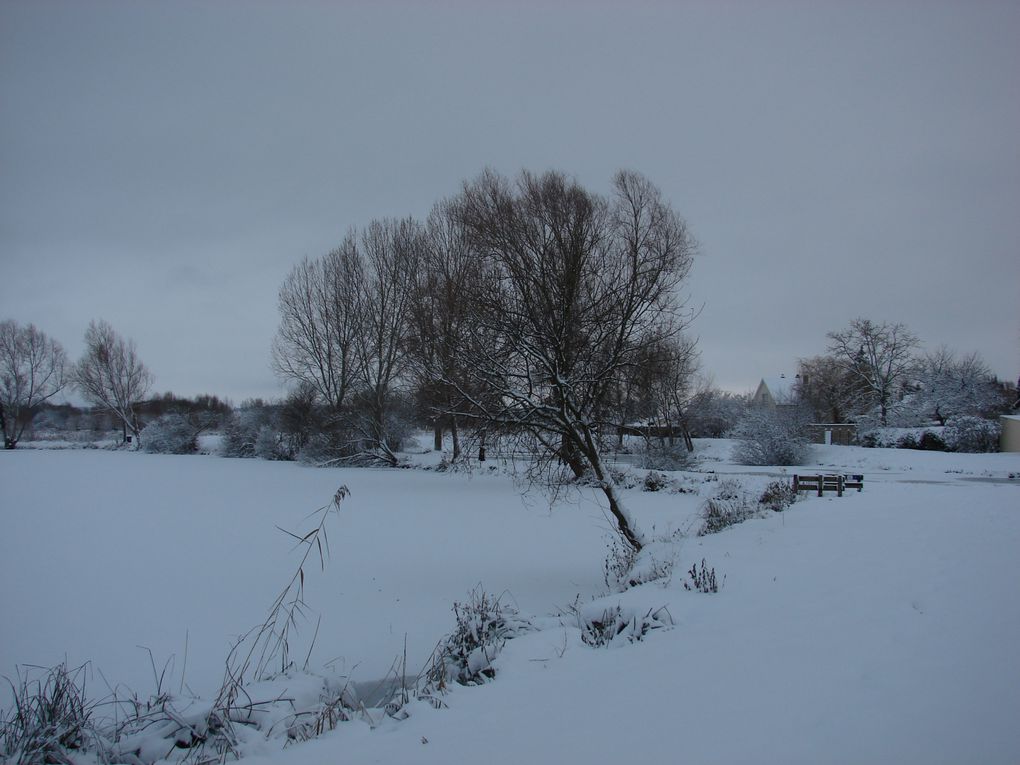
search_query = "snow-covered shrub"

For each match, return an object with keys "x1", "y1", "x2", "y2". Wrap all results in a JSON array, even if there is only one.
[
  {"x1": 642, "y1": 470, "x2": 671, "y2": 492},
  {"x1": 221, "y1": 407, "x2": 274, "y2": 458},
  {"x1": 0, "y1": 662, "x2": 108, "y2": 764},
  {"x1": 893, "y1": 430, "x2": 945, "y2": 451},
  {"x1": 426, "y1": 589, "x2": 530, "y2": 688},
  {"x1": 140, "y1": 413, "x2": 197, "y2": 454},
  {"x1": 638, "y1": 442, "x2": 699, "y2": 471},
  {"x1": 579, "y1": 604, "x2": 673, "y2": 648},
  {"x1": 895, "y1": 432, "x2": 919, "y2": 449},
  {"x1": 610, "y1": 466, "x2": 637, "y2": 489},
  {"x1": 759, "y1": 480, "x2": 797, "y2": 512},
  {"x1": 918, "y1": 431, "x2": 947, "y2": 451},
  {"x1": 604, "y1": 533, "x2": 681, "y2": 592},
  {"x1": 300, "y1": 430, "x2": 378, "y2": 465},
  {"x1": 857, "y1": 430, "x2": 880, "y2": 448},
  {"x1": 730, "y1": 410, "x2": 809, "y2": 466},
  {"x1": 683, "y1": 559, "x2": 718, "y2": 593},
  {"x1": 578, "y1": 466, "x2": 637, "y2": 490},
  {"x1": 944, "y1": 416, "x2": 1000, "y2": 453},
  {"x1": 603, "y1": 535, "x2": 638, "y2": 591},
  {"x1": 286, "y1": 679, "x2": 356, "y2": 742},
  {"x1": 698, "y1": 481, "x2": 762, "y2": 536},
  {"x1": 714, "y1": 477, "x2": 744, "y2": 501},
  {"x1": 254, "y1": 424, "x2": 289, "y2": 460},
  {"x1": 699, "y1": 496, "x2": 759, "y2": 535}
]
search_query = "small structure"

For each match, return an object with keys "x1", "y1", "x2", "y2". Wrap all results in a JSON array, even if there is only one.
[
  {"x1": 806, "y1": 423, "x2": 857, "y2": 446},
  {"x1": 1000, "y1": 415, "x2": 1020, "y2": 453}
]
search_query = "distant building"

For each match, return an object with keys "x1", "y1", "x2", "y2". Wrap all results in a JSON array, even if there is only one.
[
  {"x1": 755, "y1": 374, "x2": 856, "y2": 445},
  {"x1": 752, "y1": 375, "x2": 798, "y2": 409},
  {"x1": 807, "y1": 422, "x2": 857, "y2": 446},
  {"x1": 1001, "y1": 415, "x2": 1020, "y2": 453}
]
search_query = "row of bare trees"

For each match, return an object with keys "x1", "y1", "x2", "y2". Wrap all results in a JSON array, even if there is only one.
[
  {"x1": 0, "y1": 319, "x2": 153, "y2": 448},
  {"x1": 796, "y1": 318, "x2": 1008, "y2": 427},
  {"x1": 272, "y1": 169, "x2": 699, "y2": 551}
]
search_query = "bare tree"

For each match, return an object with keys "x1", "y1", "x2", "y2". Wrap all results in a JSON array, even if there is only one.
[
  {"x1": 74, "y1": 319, "x2": 154, "y2": 443},
  {"x1": 644, "y1": 333, "x2": 700, "y2": 449},
  {"x1": 826, "y1": 318, "x2": 919, "y2": 425},
  {"x1": 407, "y1": 200, "x2": 483, "y2": 459},
  {"x1": 0, "y1": 320, "x2": 69, "y2": 448},
  {"x1": 612, "y1": 331, "x2": 699, "y2": 451},
  {"x1": 272, "y1": 242, "x2": 365, "y2": 412},
  {"x1": 451, "y1": 169, "x2": 696, "y2": 552},
  {"x1": 353, "y1": 218, "x2": 423, "y2": 464},
  {"x1": 795, "y1": 354, "x2": 862, "y2": 423}
]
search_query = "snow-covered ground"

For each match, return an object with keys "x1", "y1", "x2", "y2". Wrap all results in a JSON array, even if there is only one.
[{"x1": 2, "y1": 439, "x2": 1018, "y2": 764}]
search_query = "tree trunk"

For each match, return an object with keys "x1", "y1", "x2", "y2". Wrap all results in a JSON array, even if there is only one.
[
  {"x1": 451, "y1": 417, "x2": 460, "y2": 460},
  {"x1": 681, "y1": 421, "x2": 694, "y2": 452},
  {"x1": 575, "y1": 423, "x2": 645, "y2": 552},
  {"x1": 433, "y1": 423, "x2": 443, "y2": 451}
]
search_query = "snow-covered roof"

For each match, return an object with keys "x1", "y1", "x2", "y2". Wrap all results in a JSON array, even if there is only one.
[{"x1": 760, "y1": 375, "x2": 796, "y2": 404}]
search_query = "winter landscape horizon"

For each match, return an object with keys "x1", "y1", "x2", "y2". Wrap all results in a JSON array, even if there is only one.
[{"x1": 3, "y1": 2, "x2": 1020, "y2": 764}]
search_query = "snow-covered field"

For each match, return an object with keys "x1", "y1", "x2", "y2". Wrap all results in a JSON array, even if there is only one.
[{"x1": 2, "y1": 440, "x2": 1019, "y2": 764}]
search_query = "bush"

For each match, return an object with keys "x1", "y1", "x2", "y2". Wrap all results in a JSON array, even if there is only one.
[
  {"x1": 858, "y1": 431, "x2": 879, "y2": 448},
  {"x1": 895, "y1": 432, "x2": 919, "y2": 450},
  {"x1": 638, "y1": 442, "x2": 699, "y2": 471},
  {"x1": 222, "y1": 407, "x2": 273, "y2": 457},
  {"x1": 699, "y1": 496, "x2": 759, "y2": 535},
  {"x1": 730, "y1": 410, "x2": 810, "y2": 466},
  {"x1": 140, "y1": 414, "x2": 197, "y2": 454},
  {"x1": 698, "y1": 480, "x2": 762, "y2": 535},
  {"x1": 603, "y1": 535, "x2": 637, "y2": 591},
  {"x1": 944, "y1": 416, "x2": 1000, "y2": 453},
  {"x1": 759, "y1": 480, "x2": 797, "y2": 512},
  {"x1": 918, "y1": 431, "x2": 947, "y2": 451},
  {"x1": 579, "y1": 604, "x2": 674, "y2": 648},
  {"x1": 603, "y1": 534, "x2": 679, "y2": 592},
  {"x1": 426, "y1": 589, "x2": 530, "y2": 688},
  {"x1": 254, "y1": 424, "x2": 289, "y2": 460},
  {"x1": 642, "y1": 470, "x2": 671, "y2": 492}
]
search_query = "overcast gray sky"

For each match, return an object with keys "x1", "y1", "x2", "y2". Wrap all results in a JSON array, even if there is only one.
[{"x1": 2, "y1": 0, "x2": 1018, "y2": 402}]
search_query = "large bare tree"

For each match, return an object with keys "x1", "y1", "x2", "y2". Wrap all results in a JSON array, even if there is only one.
[
  {"x1": 272, "y1": 242, "x2": 365, "y2": 412},
  {"x1": 0, "y1": 320, "x2": 69, "y2": 449},
  {"x1": 354, "y1": 218, "x2": 423, "y2": 464},
  {"x1": 795, "y1": 354, "x2": 862, "y2": 423},
  {"x1": 407, "y1": 200, "x2": 484, "y2": 459},
  {"x1": 826, "y1": 318, "x2": 919, "y2": 425},
  {"x1": 450, "y1": 169, "x2": 696, "y2": 552},
  {"x1": 74, "y1": 319, "x2": 154, "y2": 443}
]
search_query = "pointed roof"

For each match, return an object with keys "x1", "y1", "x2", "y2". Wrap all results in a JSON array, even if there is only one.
[{"x1": 759, "y1": 375, "x2": 796, "y2": 404}]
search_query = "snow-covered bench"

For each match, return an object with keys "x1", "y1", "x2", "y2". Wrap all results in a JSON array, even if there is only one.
[{"x1": 793, "y1": 474, "x2": 864, "y2": 497}]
